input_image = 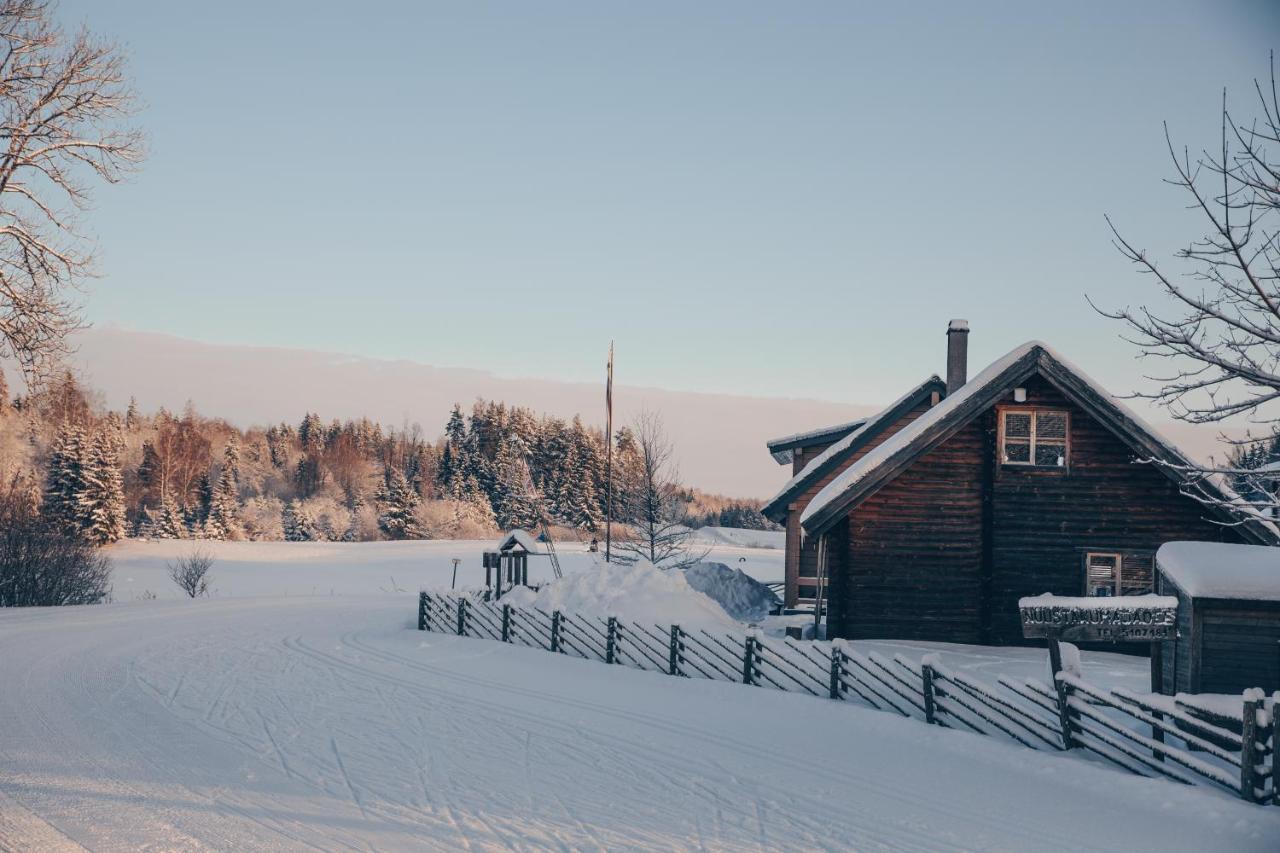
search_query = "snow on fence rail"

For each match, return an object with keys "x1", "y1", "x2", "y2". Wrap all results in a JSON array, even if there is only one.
[{"x1": 417, "y1": 591, "x2": 1277, "y2": 806}]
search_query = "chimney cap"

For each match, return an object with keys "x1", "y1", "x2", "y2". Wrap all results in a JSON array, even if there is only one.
[{"x1": 948, "y1": 319, "x2": 969, "y2": 332}]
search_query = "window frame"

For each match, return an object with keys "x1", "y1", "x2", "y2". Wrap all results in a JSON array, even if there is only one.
[
  {"x1": 1083, "y1": 551, "x2": 1123, "y2": 597},
  {"x1": 998, "y1": 407, "x2": 1070, "y2": 470}
]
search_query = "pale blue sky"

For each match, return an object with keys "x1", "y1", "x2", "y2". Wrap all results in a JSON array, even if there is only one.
[{"x1": 61, "y1": 1, "x2": 1277, "y2": 405}]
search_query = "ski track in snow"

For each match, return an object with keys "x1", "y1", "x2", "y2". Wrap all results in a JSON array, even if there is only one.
[{"x1": 0, "y1": 597, "x2": 1277, "y2": 851}]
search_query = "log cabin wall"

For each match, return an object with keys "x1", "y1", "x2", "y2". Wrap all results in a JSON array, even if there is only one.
[
  {"x1": 825, "y1": 372, "x2": 1246, "y2": 644},
  {"x1": 832, "y1": 419, "x2": 986, "y2": 641},
  {"x1": 783, "y1": 400, "x2": 936, "y2": 608},
  {"x1": 986, "y1": 376, "x2": 1235, "y2": 644}
]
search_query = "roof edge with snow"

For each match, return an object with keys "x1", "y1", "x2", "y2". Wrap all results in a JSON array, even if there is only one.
[
  {"x1": 762, "y1": 375, "x2": 945, "y2": 522},
  {"x1": 799, "y1": 342, "x2": 1280, "y2": 546},
  {"x1": 766, "y1": 418, "x2": 870, "y2": 466}
]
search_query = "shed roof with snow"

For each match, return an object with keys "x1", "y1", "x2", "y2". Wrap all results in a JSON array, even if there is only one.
[
  {"x1": 1156, "y1": 541, "x2": 1280, "y2": 601},
  {"x1": 497, "y1": 529, "x2": 545, "y2": 555},
  {"x1": 765, "y1": 418, "x2": 871, "y2": 466}
]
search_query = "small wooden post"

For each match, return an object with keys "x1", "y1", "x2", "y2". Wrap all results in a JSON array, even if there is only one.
[
  {"x1": 418, "y1": 591, "x2": 428, "y2": 631},
  {"x1": 1241, "y1": 695, "x2": 1260, "y2": 803},
  {"x1": 501, "y1": 604, "x2": 511, "y2": 643},
  {"x1": 742, "y1": 635, "x2": 756, "y2": 686},
  {"x1": 669, "y1": 625, "x2": 682, "y2": 676},
  {"x1": 550, "y1": 610, "x2": 562, "y2": 653},
  {"x1": 606, "y1": 617, "x2": 617, "y2": 664},
  {"x1": 828, "y1": 646, "x2": 842, "y2": 700},
  {"x1": 1047, "y1": 637, "x2": 1075, "y2": 750},
  {"x1": 456, "y1": 598, "x2": 468, "y2": 636},
  {"x1": 922, "y1": 662, "x2": 937, "y2": 725}
]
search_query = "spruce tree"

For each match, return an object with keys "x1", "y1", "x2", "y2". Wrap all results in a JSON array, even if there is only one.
[
  {"x1": 282, "y1": 499, "x2": 315, "y2": 541},
  {"x1": 206, "y1": 467, "x2": 241, "y2": 540},
  {"x1": 376, "y1": 467, "x2": 425, "y2": 539},
  {"x1": 79, "y1": 429, "x2": 127, "y2": 544},
  {"x1": 491, "y1": 435, "x2": 539, "y2": 530},
  {"x1": 125, "y1": 396, "x2": 139, "y2": 429},
  {"x1": 44, "y1": 422, "x2": 88, "y2": 532}
]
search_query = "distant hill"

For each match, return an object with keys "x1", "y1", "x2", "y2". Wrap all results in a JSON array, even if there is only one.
[{"x1": 63, "y1": 327, "x2": 879, "y2": 498}]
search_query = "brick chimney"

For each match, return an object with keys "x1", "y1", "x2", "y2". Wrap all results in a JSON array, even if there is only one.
[{"x1": 946, "y1": 319, "x2": 969, "y2": 396}]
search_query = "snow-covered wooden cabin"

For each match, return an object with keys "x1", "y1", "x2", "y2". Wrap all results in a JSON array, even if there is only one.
[{"x1": 764, "y1": 321, "x2": 1278, "y2": 644}]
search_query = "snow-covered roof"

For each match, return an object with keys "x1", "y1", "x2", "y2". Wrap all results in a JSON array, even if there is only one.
[
  {"x1": 799, "y1": 341, "x2": 1280, "y2": 544},
  {"x1": 762, "y1": 376, "x2": 944, "y2": 521},
  {"x1": 1156, "y1": 541, "x2": 1280, "y2": 601},
  {"x1": 497, "y1": 529, "x2": 544, "y2": 554},
  {"x1": 766, "y1": 417, "x2": 870, "y2": 465}
]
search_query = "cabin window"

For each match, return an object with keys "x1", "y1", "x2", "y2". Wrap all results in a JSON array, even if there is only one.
[
  {"x1": 1085, "y1": 552, "x2": 1122, "y2": 597},
  {"x1": 1000, "y1": 408, "x2": 1068, "y2": 468}
]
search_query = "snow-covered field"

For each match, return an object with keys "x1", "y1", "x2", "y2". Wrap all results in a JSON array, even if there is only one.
[
  {"x1": 104, "y1": 537, "x2": 785, "y2": 602},
  {"x1": 1, "y1": 540, "x2": 1277, "y2": 850}
]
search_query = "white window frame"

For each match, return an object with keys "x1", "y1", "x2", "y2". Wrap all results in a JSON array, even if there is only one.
[
  {"x1": 999, "y1": 408, "x2": 1069, "y2": 468},
  {"x1": 1085, "y1": 551, "x2": 1123, "y2": 597}
]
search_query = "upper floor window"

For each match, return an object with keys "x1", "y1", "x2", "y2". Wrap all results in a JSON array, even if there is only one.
[{"x1": 1000, "y1": 408, "x2": 1068, "y2": 467}]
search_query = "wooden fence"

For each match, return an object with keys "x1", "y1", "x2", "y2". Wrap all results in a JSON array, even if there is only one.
[{"x1": 418, "y1": 591, "x2": 1277, "y2": 806}]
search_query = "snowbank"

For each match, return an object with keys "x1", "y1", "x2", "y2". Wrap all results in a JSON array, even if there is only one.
[
  {"x1": 499, "y1": 559, "x2": 739, "y2": 629},
  {"x1": 1157, "y1": 541, "x2": 1280, "y2": 600},
  {"x1": 682, "y1": 561, "x2": 780, "y2": 622}
]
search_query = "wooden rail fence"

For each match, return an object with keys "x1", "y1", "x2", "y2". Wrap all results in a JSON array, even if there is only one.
[{"x1": 418, "y1": 591, "x2": 1277, "y2": 806}]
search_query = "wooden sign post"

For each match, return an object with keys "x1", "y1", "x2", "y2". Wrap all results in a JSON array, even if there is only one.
[{"x1": 1019, "y1": 595, "x2": 1178, "y2": 692}]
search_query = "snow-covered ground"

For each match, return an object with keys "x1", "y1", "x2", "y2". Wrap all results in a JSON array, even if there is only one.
[
  {"x1": 104, "y1": 537, "x2": 786, "y2": 602},
  {"x1": 1, "y1": 539, "x2": 1276, "y2": 849},
  {"x1": 2, "y1": 594, "x2": 1278, "y2": 851}
]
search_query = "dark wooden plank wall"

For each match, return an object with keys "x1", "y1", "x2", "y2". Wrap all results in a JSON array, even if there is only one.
[
  {"x1": 1197, "y1": 602, "x2": 1280, "y2": 693},
  {"x1": 986, "y1": 377, "x2": 1236, "y2": 643},
  {"x1": 831, "y1": 419, "x2": 986, "y2": 642},
  {"x1": 783, "y1": 400, "x2": 934, "y2": 607}
]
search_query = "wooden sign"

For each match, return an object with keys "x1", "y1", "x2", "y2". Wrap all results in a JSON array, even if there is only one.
[{"x1": 1018, "y1": 597, "x2": 1177, "y2": 642}]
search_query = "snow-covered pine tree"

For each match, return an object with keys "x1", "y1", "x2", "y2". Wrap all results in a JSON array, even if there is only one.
[
  {"x1": 79, "y1": 429, "x2": 127, "y2": 544},
  {"x1": 125, "y1": 396, "x2": 139, "y2": 429},
  {"x1": 194, "y1": 473, "x2": 214, "y2": 532},
  {"x1": 375, "y1": 467, "x2": 425, "y2": 540},
  {"x1": 282, "y1": 499, "x2": 316, "y2": 542},
  {"x1": 44, "y1": 422, "x2": 89, "y2": 532},
  {"x1": 491, "y1": 435, "x2": 540, "y2": 531},
  {"x1": 223, "y1": 435, "x2": 241, "y2": 483},
  {"x1": 205, "y1": 467, "x2": 241, "y2": 540}
]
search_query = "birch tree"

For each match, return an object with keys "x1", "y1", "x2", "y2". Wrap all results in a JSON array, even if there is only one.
[
  {"x1": 0, "y1": 1, "x2": 143, "y2": 383},
  {"x1": 614, "y1": 411, "x2": 707, "y2": 569},
  {"x1": 1102, "y1": 55, "x2": 1280, "y2": 525}
]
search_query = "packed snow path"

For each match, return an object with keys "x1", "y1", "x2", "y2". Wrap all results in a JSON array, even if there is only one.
[{"x1": 0, "y1": 597, "x2": 1277, "y2": 851}]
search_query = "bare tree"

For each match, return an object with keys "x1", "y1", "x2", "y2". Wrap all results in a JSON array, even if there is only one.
[
  {"x1": 1100, "y1": 54, "x2": 1280, "y2": 525},
  {"x1": 613, "y1": 411, "x2": 708, "y2": 569},
  {"x1": 0, "y1": 472, "x2": 111, "y2": 606},
  {"x1": 0, "y1": 1, "x2": 143, "y2": 384},
  {"x1": 167, "y1": 548, "x2": 213, "y2": 598}
]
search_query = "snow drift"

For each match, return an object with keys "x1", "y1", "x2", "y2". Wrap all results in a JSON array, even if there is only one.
[
  {"x1": 499, "y1": 559, "x2": 739, "y2": 629},
  {"x1": 682, "y1": 561, "x2": 780, "y2": 623}
]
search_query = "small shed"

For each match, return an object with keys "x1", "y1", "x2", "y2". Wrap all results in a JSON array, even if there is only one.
[
  {"x1": 483, "y1": 530, "x2": 546, "y2": 595},
  {"x1": 1155, "y1": 541, "x2": 1280, "y2": 695}
]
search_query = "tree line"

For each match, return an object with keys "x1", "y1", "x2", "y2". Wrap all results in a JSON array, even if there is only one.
[{"x1": 0, "y1": 369, "x2": 774, "y2": 548}]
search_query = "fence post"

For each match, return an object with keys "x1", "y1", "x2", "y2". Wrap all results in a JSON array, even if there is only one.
[
  {"x1": 922, "y1": 662, "x2": 937, "y2": 725},
  {"x1": 742, "y1": 635, "x2": 757, "y2": 686},
  {"x1": 1241, "y1": 694, "x2": 1260, "y2": 803},
  {"x1": 828, "y1": 646, "x2": 842, "y2": 700},
  {"x1": 606, "y1": 617, "x2": 617, "y2": 664},
  {"x1": 456, "y1": 598, "x2": 468, "y2": 637},
  {"x1": 551, "y1": 610, "x2": 562, "y2": 653},
  {"x1": 501, "y1": 604, "x2": 511, "y2": 643},
  {"x1": 1055, "y1": 673, "x2": 1076, "y2": 751},
  {"x1": 669, "y1": 625, "x2": 682, "y2": 676},
  {"x1": 418, "y1": 591, "x2": 428, "y2": 631}
]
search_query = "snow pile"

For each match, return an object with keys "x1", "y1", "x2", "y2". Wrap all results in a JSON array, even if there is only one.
[
  {"x1": 1157, "y1": 541, "x2": 1280, "y2": 600},
  {"x1": 500, "y1": 559, "x2": 739, "y2": 629},
  {"x1": 682, "y1": 561, "x2": 780, "y2": 623}
]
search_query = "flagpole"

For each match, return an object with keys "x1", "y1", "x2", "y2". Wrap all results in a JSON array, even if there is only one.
[{"x1": 605, "y1": 341, "x2": 614, "y2": 563}]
